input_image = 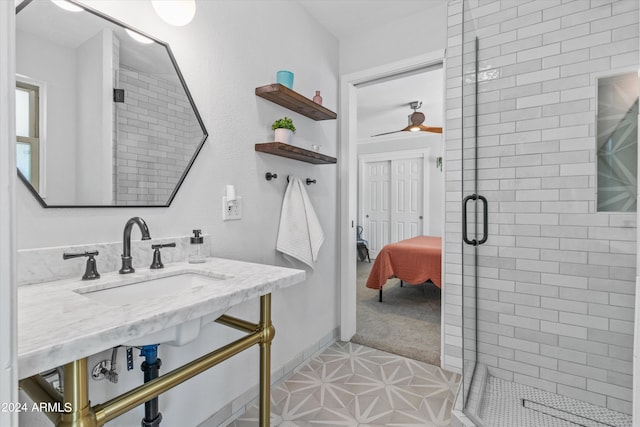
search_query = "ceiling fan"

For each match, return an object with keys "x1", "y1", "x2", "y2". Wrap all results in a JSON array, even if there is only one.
[{"x1": 371, "y1": 101, "x2": 443, "y2": 137}]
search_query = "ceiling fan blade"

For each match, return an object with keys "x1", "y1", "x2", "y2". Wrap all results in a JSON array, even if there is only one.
[
  {"x1": 371, "y1": 130, "x2": 403, "y2": 137},
  {"x1": 373, "y1": 125, "x2": 442, "y2": 137},
  {"x1": 419, "y1": 125, "x2": 443, "y2": 133}
]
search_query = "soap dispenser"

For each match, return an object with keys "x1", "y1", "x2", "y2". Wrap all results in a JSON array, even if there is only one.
[{"x1": 188, "y1": 229, "x2": 206, "y2": 263}]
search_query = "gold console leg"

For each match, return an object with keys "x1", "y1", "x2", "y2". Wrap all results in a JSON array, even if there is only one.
[
  {"x1": 59, "y1": 358, "x2": 97, "y2": 427},
  {"x1": 19, "y1": 375, "x2": 63, "y2": 425},
  {"x1": 259, "y1": 293, "x2": 275, "y2": 427}
]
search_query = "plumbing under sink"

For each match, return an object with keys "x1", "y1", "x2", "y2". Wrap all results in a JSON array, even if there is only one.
[{"x1": 74, "y1": 271, "x2": 234, "y2": 346}]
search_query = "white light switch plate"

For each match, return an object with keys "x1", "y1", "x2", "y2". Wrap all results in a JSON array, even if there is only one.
[{"x1": 222, "y1": 196, "x2": 242, "y2": 220}]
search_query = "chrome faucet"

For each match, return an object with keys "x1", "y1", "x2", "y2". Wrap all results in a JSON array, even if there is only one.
[{"x1": 119, "y1": 217, "x2": 151, "y2": 274}]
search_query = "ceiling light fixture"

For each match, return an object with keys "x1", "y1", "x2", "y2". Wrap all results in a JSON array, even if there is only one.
[
  {"x1": 51, "y1": 0, "x2": 83, "y2": 12},
  {"x1": 125, "y1": 29, "x2": 154, "y2": 44},
  {"x1": 151, "y1": 0, "x2": 196, "y2": 26}
]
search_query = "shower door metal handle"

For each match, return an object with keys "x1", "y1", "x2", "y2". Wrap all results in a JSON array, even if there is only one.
[
  {"x1": 478, "y1": 195, "x2": 488, "y2": 245},
  {"x1": 462, "y1": 194, "x2": 477, "y2": 246},
  {"x1": 462, "y1": 194, "x2": 488, "y2": 246}
]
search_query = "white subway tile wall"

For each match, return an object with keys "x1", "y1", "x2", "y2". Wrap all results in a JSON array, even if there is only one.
[
  {"x1": 114, "y1": 61, "x2": 202, "y2": 205},
  {"x1": 445, "y1": 0, "x2": 638, "y2": 415}
]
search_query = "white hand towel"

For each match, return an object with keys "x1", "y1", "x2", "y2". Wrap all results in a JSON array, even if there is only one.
[{"x1": 276, "y1": 176, "x2": 325, "y2": 269}]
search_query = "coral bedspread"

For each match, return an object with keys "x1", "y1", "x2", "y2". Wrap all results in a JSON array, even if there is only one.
[{"x1": 365, "y1": 236, "x2": 442, "y2": 290}]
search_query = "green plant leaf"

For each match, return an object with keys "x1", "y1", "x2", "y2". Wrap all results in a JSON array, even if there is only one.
[{"x1": 271, "y1": 116, "x2": 296, "y2": 133}]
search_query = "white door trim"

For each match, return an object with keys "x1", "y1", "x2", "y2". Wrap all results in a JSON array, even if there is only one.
[
  {"x1": 358, "y1": 149, "x2": 432, "y2": 245},
  {"x1": 339, "y1": 50, "x2": 444, "y2": 343},
  {"x1": 0, "y1": 2, "x2": 18, "y2": 424}
]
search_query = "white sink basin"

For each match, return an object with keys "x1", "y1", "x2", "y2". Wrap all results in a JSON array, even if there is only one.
[
  {"x1": 77, "y1": 272, "x2": 230, "y2": 306},
  {"x1": 74, "y1": 271, "x2": 233, "y2": 346}
]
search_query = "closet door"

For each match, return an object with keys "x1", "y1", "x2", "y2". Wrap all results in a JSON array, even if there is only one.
[
  {"x1": 363, "y1": 161, "x2": 391, "y2": 259},
  {"x1": 391, "y1": 158, "x2": 423, "y2": 242}
]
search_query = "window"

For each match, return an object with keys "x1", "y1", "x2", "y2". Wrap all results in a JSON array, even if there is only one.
[
  {"x1": 16, "y1": 81, "x2": 40, "y2": 192},
  {"x1": 596, "y1": 72, "x2": 639, "y2": 212}
]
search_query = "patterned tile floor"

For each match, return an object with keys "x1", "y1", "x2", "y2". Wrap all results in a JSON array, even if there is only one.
[{"x1": 229, "y1": 342, "x2": 460, "y2": 426}]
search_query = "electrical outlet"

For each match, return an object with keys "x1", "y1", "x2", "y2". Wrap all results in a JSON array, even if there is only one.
[{"x1": 222, "y1": 196, "x2": 242, "y2": 221}]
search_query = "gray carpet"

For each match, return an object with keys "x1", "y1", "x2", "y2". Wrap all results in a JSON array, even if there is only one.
[{"x1": 350, "y1": 261, "x2": 442, "y2": 366}]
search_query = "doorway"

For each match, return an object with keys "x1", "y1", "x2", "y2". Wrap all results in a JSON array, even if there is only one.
[{"x1": 339, "y1": 50, "x2": 446, "y2": 366}]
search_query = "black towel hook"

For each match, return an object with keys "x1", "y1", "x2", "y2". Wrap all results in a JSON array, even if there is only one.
[
  {"x1": 286, "y1": 175, "x2": 316, "y2": 185},
  {"x1": 265, "y1": 172, "x2": 278, "y2": 181}
]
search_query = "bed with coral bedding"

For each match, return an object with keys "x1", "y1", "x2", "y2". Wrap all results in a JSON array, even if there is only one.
[{"x1": 365, "y1": 236, "x2": 441, "y2": 301}]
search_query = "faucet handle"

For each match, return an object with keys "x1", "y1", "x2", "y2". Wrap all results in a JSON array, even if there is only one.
[
  {"x1": 63, "y1": 251, "x2": 100, "y2": 280},
  {"x1": 151, "y1": 242, "x2": 176, "y2": 250},
  {"x1": 63, "y1": 250, "x2": 98, "y2": 259},
  {"x1": 150, "y1": 242, "x2": 176, "y2": 269}
]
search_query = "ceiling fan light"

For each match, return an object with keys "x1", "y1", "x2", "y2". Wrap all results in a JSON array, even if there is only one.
[
  {"x1": 51, "y1": 0, "x2": 84, "y2": 12},
  {"x1": 409, "y1": 126, "x2": 420, "y2": 132},
  {"x1": 151, "y1": 0, "x2": 196, "y2": 26}
]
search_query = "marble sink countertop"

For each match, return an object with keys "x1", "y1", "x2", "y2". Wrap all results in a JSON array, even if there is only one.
[{"x1": 18, "y1": 257, "x2": 305, "y2": 379}]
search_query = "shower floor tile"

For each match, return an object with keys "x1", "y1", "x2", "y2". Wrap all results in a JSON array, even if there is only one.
[
  {"x1": 228, "y1": 341, "x2": 460, "y2": 426},
  {"x1": 479, "y1": 375, "x2": 632, "y2": 427}
]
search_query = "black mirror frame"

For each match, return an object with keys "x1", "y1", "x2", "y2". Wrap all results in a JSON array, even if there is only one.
[{"x1": 16, "y1": 0, "x2": 208, "y2": 208}]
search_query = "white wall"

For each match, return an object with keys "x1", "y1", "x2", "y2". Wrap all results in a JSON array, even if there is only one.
[
  {"x1": 0, "y1": 2, "x2": 18, "y2": 426},
  {"x1": 357, "y1": 135, "x2": 444, "y2": 236},
  {"x1": 339, "y1": 3, "x2": 448, "y2": 76},
  {"x1": 75, "y1": 29, "x2": 112, "y2": 204},
  {"x1": 15, "y1": 1, "x2": 339, "y2": 426},
  {"x1": 16, "y1": 30, "x2": 77, "y2": 204}
]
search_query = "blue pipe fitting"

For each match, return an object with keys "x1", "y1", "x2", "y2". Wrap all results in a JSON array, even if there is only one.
[{"x1": 140, "y1": 345, "x2": 159, "y2": 365}]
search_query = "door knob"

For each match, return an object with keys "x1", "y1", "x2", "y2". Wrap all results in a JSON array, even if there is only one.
[{"x1": 365, "y1": 215, "x2": 369, "y2": 218}]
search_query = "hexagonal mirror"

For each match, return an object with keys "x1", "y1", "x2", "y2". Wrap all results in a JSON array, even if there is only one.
[{"x1": 15, "y1": 0, "x2": 207, "y2": 207}]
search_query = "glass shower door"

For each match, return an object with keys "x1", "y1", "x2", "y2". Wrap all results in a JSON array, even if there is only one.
[
  {"x1": 461, "y1": 2, "x2": 486, "y2": 422},
  {"x1": 460, "y1": 5, "x2": 477, "y2": 407}
]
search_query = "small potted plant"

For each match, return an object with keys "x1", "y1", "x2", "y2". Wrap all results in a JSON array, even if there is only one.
[{"x1": 272, "y1": 117, "x2": 296, "y2": 144}]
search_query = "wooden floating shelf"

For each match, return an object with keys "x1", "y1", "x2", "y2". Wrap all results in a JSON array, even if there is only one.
[
  {"x1": 255, "y1": 84, "x2": 337, "y2": 121},
  {"x1": 255, "y1": 142, "x2": 337, "y2": 165}
]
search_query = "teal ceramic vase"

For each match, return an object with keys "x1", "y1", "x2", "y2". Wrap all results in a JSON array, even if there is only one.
[{"x1": 276, "y1": 70, "x2": 294, "y2": 89}]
